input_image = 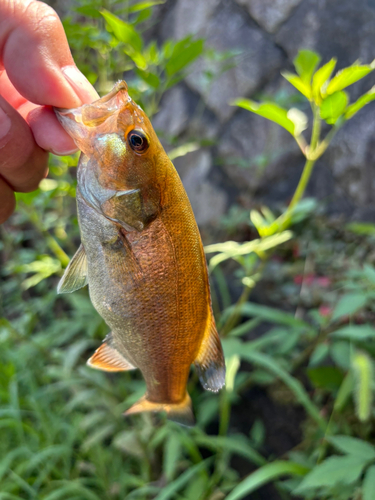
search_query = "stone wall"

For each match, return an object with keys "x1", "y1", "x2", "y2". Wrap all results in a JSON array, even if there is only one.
[{"x1": 151, "y1": 0, "x2": 375, "y2": 227}]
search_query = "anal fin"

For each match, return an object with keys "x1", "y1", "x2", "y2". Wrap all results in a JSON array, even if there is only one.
[
  {"x1": 57, "y1": 244, "x2": 88, "y2": 294},
  {"x1": 194, "y1": 317, "x2": 226, "y2": 392},
  {"x1": 124, "y1": 393, "x2": 195, "y2": 427},
  {"x1": 87, "y1": 333, "x2": 136, "y2": 372}
]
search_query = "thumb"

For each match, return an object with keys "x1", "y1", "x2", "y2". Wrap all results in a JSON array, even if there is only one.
[{"x1": 0, "y1": 0, "x2": 98, "y2": 108}]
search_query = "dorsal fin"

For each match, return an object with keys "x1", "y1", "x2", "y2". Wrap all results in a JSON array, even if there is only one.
[
  {"x1": 57, "y1": 244, "x2": 88, "y2": 294},
  {"x1": 87, "y1": 334, "x2": 136, "y2": 372},
  {"x1": 194, "y1": 316, "x2": 226, "y2": 392}
]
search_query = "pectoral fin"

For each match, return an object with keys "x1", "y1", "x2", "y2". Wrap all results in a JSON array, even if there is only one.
[
  {"x1": 57, "y1": 244, "x2": 88, "y2": 294},
  {"x1": 101, "y1": 189, "x2": 159, "y2": 232},
  {"x1": 87, "y1": 334, "x2": 136, "y2": 372},
  {"x1": 194, "y1": 318, "x2": 226, "y2": 392}
]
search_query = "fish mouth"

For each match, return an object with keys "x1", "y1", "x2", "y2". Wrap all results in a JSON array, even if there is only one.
[{"x1": 54, "y1": 81, "x2": 130, "y2": 142}]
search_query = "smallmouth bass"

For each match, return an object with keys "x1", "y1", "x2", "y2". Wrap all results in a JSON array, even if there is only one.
[{"x1": 55, "y1": 81, "x2": 225, "y2": 426}]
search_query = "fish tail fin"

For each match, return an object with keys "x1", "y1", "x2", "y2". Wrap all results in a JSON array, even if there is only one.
[
  {"x1": 124, "y1": 393, "x2": 195, "y2": 427},
  {"x1": 194, "y1": 317, "x2": 226, "y2": 392}
]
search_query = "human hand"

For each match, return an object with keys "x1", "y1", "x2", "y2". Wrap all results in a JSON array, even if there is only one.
[{"x1": 0, "y1": 0, "x2": 99, "y2": 223}]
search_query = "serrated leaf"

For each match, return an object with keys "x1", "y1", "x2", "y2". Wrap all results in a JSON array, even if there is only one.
[
  {"x1": 327, "y1": 436, "x2": 375, "y2": 460},
  {"x1": 320, "y1": 91, "x2": 348, "y2": 124},
  {"x1": 232, "y1": 99, "x2": 295, "y2": 135},
  {"x1": 327, "y1": 65, "x2": 373, "y2": 94},
  {"x1": 312, "y1": 58, "x2": 337, "y2": 101},
  {"x1": 294, "y1": 50, "x2": 321, "y2": 84},
  {"x1": 101, "y1": 10, "x2": 142, "y2": 52},
  {"x1": 295, "y1": 455, "x2": 368, "y2": 494},
  {"x1": 331, "y1": 325, "x2": 375, "y2": 340},
  {"x1": 226, "y1": 461, "x2": 309, "y2": 500},
  {"x1": 332, "y1": 293, "x2": 368, "y2": 321},
  {"x1": 363, "y1": 465, "x2": 375, "y2": 500},
  {"x1": 282, "y1": 72, "x2": 311, "y2": 99},
  {"x1": 345, "y1": 85, "x2": 375, "y2": 119}
]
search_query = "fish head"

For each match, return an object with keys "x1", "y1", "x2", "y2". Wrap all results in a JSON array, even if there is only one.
[{"x1": 55, "y1": 81, "x2": 166, "y2": 194}]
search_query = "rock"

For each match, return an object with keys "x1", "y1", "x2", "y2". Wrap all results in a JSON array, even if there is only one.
[
  {"x1": 218, "y1": 98, "x2": 301, "y2": 192},
  {"x1": 173, "y1": 149, "x2": 228, "y2": 225},
  {"x1": 184, "y1": 2, "x2": 284, "y2": 122},
  {"x1": 234, "y1": 0, "x2": 303, "y2": 33},
  {"x1": 152, "y1": 84, "x2": 220, "y2": 141},
  {"x1": 152, "y1": 85, "x2": 190, "y2": 137},
  {"x1": 324, "y1": 104, "x2": 375, "y2": 208},
  {"x1": 173, "y1": 0, "x2": 221, "y2": 39}
]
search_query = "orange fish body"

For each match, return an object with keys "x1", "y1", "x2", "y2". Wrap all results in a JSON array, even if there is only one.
[{"x1": 55, "y1": 82, "x2": 225, "y2": 425}]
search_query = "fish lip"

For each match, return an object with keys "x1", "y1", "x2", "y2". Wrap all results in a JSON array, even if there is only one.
[
  {"x1": 54, "y1": 80, "x2": 130, "y2": 125},
  {"x1": 54, "y1": 80, "x2": 130, "y2": 142},
  {"x1": 53, "y1": 80, "x2": 128, "y2": 116}
]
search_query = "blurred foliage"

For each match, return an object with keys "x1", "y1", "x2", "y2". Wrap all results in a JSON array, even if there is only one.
[{"x1": 2, "y1": 1, "x2": 375, "y2": 499}]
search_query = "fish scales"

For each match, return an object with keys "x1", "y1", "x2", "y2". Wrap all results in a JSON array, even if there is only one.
[{"x1": 55, "y1": 81, "x2": 225, "y2": 425}]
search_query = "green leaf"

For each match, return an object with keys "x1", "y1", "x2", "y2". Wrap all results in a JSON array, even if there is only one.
[
  {"x1": 168, "y1": 142, "x2": 200, "y2": 161},
  {"x1": 334, "y1": 372, "x2": 355, "y2": 413},
  {"x1": 327, "y1": 65, "x2": 373, "y2": 94},
  {"x1": 331, "y1": 325, "x2": 375, "y2": 341},
  {"x1": 165, "y1": 38, "x2": 203, "y2": 77},
  {"x1": 295, "y1": 455, "x2": 369, "y2": 494},
  {"x1": 320, "y1": 91, "x2": 348, "y2": 124},
  {"x1": 287, "y1": 108, "x2": 308, "y2": 136},
  {"x1": 352, "y1": 350, "x2": 373, "y2": 422},
  {"x1": 75, "y1": 6, "x2": 101, "y2": 18},
  {"x1": 154, "y1": 458, "x2": 212, "y2": 500},
  {"x1": 309, "y1": 343, "x2": 330, "y2": 366},
  {"x1": 282, "y1": 72, "x2": 312, "y2": 99},
  {"x1": 307, "y1": 366, "x2": 344, "y2": 391},
  {"x1": 236, "y1": 302, "x2": 311, "y2": 330},
  {"x1": 135, "y1": 69, "x2": 160, "y2": 88},
  {"x1": 226, "y1": 461, "x2": 309, "y2": 500},
  {"x1": 101, "y1": 10, "x2": 143, "y2": 52},
  {"x1": 294, "y1": 49, "x2": 321, "y2": 83},
  {"x1": 346, "y1": 221, "x2": 375, "y2": 235},
  {"x1": 128, "y1": 1, "x2": 166, "y2": 13},
  {"x1": 363, "y1": 465, "x2": 375, "y2": 500},
  {"x1": 232, "y1": 99, "x2": 295, "y2": 135},
  {"x1": 327, "y1": 436, "x2": 375, "y2": 460},
  {"x1": 312, "y1": 58, "x2": 337, "y2": 101},
  {"x1": 345, "y1": 85, "x2": 375, "y2": 119},
  {"x1": 194, "y1": 434, "x2": 265, "y2": 466},
  {"x1": 163, "y1": 433, "x2": 181, "y2": 481},
  {"x1": 332, "y1": 293, "x2": 368, "y2": 321}
]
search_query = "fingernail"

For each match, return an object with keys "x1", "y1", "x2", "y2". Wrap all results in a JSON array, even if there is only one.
[
  {"x1": 0, "y1": 106, "x2": 11, "y2": 141},
  {"x1": 50, "y1": 147, "x2": 78, "y2": 156},
  {"x1": 62, "y1": 65, "x2": 99, "y2": 105}
]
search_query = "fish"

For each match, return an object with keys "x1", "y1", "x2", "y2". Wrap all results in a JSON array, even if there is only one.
[{"x1": 54, "y1": 81, "x2": 225, "y2": 426}]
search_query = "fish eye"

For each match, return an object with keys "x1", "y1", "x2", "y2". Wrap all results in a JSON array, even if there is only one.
[{"x1": 128, "y1": 130, "x2": 149, "y2": 153}]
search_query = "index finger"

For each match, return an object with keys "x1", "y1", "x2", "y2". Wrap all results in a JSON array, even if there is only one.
[{"x1": 0, "y1": 0, "x2": 98, "y2": 108}]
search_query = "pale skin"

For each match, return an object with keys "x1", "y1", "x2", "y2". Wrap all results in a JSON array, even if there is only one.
[{"x1": 0, "y1": 0, "x2": 98, "y2": 223}]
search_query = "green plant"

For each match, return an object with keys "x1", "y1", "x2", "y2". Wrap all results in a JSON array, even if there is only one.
[{"x1": 3, "y1": 3, "x2": 375, "y2": 497}]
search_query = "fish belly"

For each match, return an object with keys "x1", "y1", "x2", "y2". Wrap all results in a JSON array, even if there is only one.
[{"x1": 77, "y1": 193, "x2": 209, "y2": 404}]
